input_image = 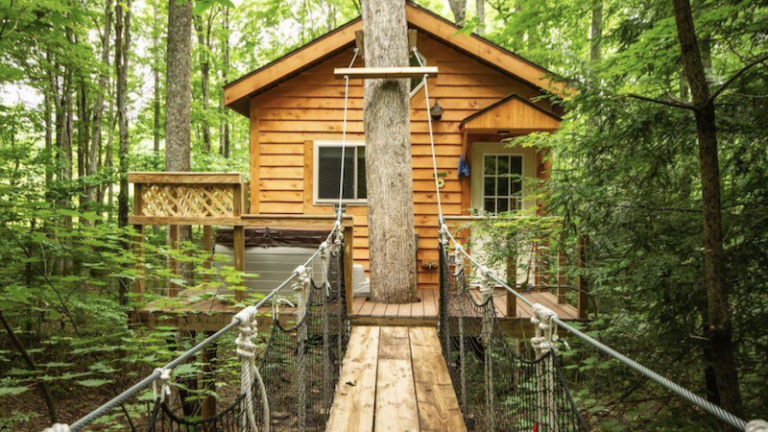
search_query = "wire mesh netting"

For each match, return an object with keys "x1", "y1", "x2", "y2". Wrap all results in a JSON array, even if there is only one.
[
  {"x1": 143, "y1": 239, "x2": 349, "y2": 432},
  {"x1": 438, "y1": 242, "x2": 589, "y2": 432}
]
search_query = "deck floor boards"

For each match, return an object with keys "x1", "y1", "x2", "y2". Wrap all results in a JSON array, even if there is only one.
[
  {"x1": 350, "y1": 289, "x2": 577, "y2": 321},
  {"x1": 327, "y1": 326, "x2": 466, "y2": 432}
]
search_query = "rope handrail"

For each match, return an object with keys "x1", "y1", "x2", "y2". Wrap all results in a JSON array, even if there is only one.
[
  {"x1": 50, "y1": 223, "x2": 341, "y2": 432},
  {"x1": 441, "y1": 227, "x2": 750, "y2": 430}
]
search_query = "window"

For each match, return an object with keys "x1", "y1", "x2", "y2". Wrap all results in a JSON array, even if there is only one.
[
  {"x1": 482, "y1": 154, "x2": 523, "y2": 213},
  {"x1": 314, "y1": 141, "x2": 366, "y2": 204}
]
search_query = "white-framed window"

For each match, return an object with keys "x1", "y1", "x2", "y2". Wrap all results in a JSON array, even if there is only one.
[
  {"x1": 481, "y1": 154, "x2": 523, "y2": 213},
  {"x1": 313, "y1": 141, "x2": 367, "y2": 204}
]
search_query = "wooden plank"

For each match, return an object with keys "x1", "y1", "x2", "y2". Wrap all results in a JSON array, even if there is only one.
[
  {"x1": 344, "y1": 224, "x2": 355, "y2": 313},
  {"x1": 127, "y1": 172, "x2": 243, "y2": 184},
  {"x1": 357, "y1": 297, "x2": 376, "y2": 316},
  {"x1": 422, "y1": 290, "x2": 438, "y2": 317},
  {"x1": 378, "y1": 326, "x2": 411, "y2": 360},
  {"x1": 335, "y1": 66, "x2": 438, "y2": 80},
  {"x1": 326, "y1": 326, "x2": 379, "y2": 432},
  {"x1": 375, "y1": 358, "x2": 421, "y2": 432},
  {"x1": 233, "y1": 226, "x2": 245, "y2": 301},
  {"x1": 352, "y1": 296, "x2": 366, "y2": 315},
  {"x1": 371, "y1": 301, "x2": 388, "y2": 317},
  {"x1": 412, "y1": 290, "x2": 426, "y2": 318},
  {"x1": 409, "y1": 326, "x2": 467, "y2": 432}
]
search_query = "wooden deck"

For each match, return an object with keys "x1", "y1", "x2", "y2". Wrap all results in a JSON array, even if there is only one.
[
  {"x1": 326, "y1": 326, "x2": 467, "y2": 432},
  {"x1": 350, "y1": 288, "x2": 579, "y2": 322}
]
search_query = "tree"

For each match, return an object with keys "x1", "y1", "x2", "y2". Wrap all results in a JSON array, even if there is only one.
[
  {"x1": 165, "y1": 0, "x2": 193, "y2": 285},
  {"x1": 362, "y1": 0, "x2": 418, "y2": 303},
  {"x1": 447, "y1": 0, "x2": 468, "y2": 25},
  {"x1": 89, "y1": 0, "x2": 113, "y2": 208}
]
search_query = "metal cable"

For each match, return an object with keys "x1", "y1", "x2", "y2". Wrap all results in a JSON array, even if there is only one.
[
  {"x1": 336, "y1": 48, "x2": 359, "y2": 223},
  {"x1": 412, "y1": 48, "x2": 444, "y2": 224},
  {"x1": 442, "y1": 227, "x2": 748, "y2": 430},
  {"x1": 67, "y1": 243, "x2": 328, "y2": 432}
]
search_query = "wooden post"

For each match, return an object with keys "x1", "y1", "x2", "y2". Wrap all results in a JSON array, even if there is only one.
[
  {"x1": 133, "y1": 184, "x2": 146, "y2": 304},
  {"x1": 557, "y1": 250, "x2": 567, "y2": 304},
  {"x1": 201, "y1": 335, "x2": 217, "y2": 424},
  {"x1": 505, "y1": 243, "x2": 517, "y2": 318},
  {"x1": 343, "y1": 223, "x2": 354, "y2": 313},
  {"x1": 233, "y1": 226, "x2": 245, "y2": 302},
  {"x1": 202, "y1": 226, "x2": 213, "y2": 283},
  {"x1": 168, "y1": 225, "x2": 180, "y2": 297},
  {"x1": 577, "y1": 234, "x2": 589, "y2": 319}
]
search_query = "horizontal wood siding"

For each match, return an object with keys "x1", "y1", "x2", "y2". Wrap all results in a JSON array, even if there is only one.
[{"x1": 252, "y1": 34, "x2": 554, "y2": 290}]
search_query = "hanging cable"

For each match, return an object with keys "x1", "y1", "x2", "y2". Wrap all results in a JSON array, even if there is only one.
[
  {"x1": 442, "y1": 226, "x2": 750, "y2": 430},
  {"x1": 412, "y1": 48, "x2": 444, "y2": 225},
  {"x1": 336, "y1": 48, "x2": 360, "y2": 224}
]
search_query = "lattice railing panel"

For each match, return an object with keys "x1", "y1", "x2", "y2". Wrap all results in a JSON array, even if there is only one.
[{"x1": 141, "y1": 184, "x2": 236, "y2": 217}]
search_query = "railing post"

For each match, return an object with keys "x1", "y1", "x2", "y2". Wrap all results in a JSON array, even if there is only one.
[
  {"x1": 557, "y1": 250, "x2": 567, "y2": 304},
  {"x1": 577, "y1": 234, "x2": 589, "y2": 319},
  {"x1": 505, "y1": 241, "x2": 517, "y2": 318},
  {"x1": 343, "y1": 221, "x2": 354, "y2": 313},
  {"x1": 132, "y1": 183, "x2": 146, "y2": 304},
  {"x1": 232, "y1": 183, "x2": 245, "y2": 302}
]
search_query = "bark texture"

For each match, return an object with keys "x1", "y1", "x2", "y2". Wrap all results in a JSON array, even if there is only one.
[
  {"x1": 363, "y1": 0, "x2": 418, "y2": 303},
  {"x1": 671, "y1": 0, "x2": 744, "y2": 425},
  {"x1": 448, "y1": 0, "x2": 468, "y2": 25},
  {"x1": 89, "y1": 0, "x2": 112, "y2": 207},
  {"x1": 165, "y1": 0, "x2": 193, "y2": 283},
  {"x1": 165, "y1": 0, "x2": 192, "y2": 173},
  {"x1": 476, "y1": 0, "x2": 486, "y2": 34}
]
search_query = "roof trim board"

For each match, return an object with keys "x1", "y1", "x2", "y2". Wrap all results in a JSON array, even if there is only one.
[{"x1": 461, "y1": 93, "x2": 561, "y2": 131}]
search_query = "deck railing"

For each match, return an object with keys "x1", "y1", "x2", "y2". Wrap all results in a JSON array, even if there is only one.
[
  {"x1": 128, "y1": 172, "x2": 354, "y2": 308},
  {"x1": 444, "y1": 215, "x2": 590, "y2": 320}
]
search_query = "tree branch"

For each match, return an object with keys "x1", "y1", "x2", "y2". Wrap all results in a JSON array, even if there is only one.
[
  {"x1": 708, "y1": 55, "x2": 768, "y2": 103},
  {"x1": 627, "y1": 93, "x2": 697, "y2": 110}
]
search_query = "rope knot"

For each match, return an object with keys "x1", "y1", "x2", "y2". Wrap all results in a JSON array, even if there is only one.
[
  {"x1": 531, "y1": 303, "x2": 559, "y2": 355},
  {"x1": 479, "y1": 267, "x2": 495, "y2": 300},
  {"x1": 152, "y1": 367, "x2": 173, "y2": 402}
]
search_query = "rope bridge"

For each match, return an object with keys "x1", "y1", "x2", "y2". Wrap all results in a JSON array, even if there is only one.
[{"x1": 438, "y1": 242, "x2": 588, "y2": 432}]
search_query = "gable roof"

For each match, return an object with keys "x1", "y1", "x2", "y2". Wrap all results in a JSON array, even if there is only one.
[
  {"x1": 224, "y1": 1, "x2": 568, "y2": 117},
  {"x1": 461, "y1": 93, "x2": 561, "y2": 131}
]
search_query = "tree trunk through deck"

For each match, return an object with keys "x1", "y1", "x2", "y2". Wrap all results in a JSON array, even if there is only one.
[
  {"x1": 362, "y1": 0, "x2": 418, "y2": 303},
  {"x1": 165, "y1": 0, "x2": 193, "y2": 285},
  {"x1": 670, "y1": 0, "x2": 744, "y2": 426}
]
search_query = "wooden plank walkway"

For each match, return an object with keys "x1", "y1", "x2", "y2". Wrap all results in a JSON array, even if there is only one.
[
  {"x1": 350, "y1": 289, "x2": 579, "y2": 320},
  {"x1": 326, "y1": 326, "x2": 467, "y2": 432}
]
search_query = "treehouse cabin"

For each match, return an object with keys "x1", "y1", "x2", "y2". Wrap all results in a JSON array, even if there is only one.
[{"x1": 130, "y1": 1, "x2": 587, "y2": 335}]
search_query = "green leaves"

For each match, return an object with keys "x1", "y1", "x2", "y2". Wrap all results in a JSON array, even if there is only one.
[
  {"x1": 75, "y1": 379, "x2": 113, "y2": 388},
  {"x1": 0, "y1": 387, "x2": 29, "y2": 397}
]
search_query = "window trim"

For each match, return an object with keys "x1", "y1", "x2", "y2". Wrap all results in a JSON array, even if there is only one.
[
  {"x1": 313, "y1": 140, "x2": 367, "y2": 205},
  {"x1": 480, "y1": 153, "x2": 525, "y2": 214}
]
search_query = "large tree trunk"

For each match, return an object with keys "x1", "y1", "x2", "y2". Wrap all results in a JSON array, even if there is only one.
[
  {"x1": 89, "y1": 0, "x2": 112, "y2": 210},
  {"x1": 362, "y1": 0, "x2": 418, "y2": 303},
  {"x1": 166, "y1": 0, "x2": 193, "y2": 284},
  {"x1": 671, "y1": 0, "x2": 744, "y2": 426},
  {"x1": 219, "y1": 6, "x2": 230, "y2": 159},
  {"x1": 195, "y1": 12, "x2": 212, "y2": 153},
  {"x1": 116, "y1": 0, "x2": 132, "y2": 305},
  {"x1": 152, "y1": 0, "x2": 161, "y2": 153}
]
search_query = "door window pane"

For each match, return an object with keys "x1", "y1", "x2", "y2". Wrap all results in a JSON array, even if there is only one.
[
  {"x1": 357, "y1": 147, "x2": 367, "y2": 199},
  {"x1": 481, "y1": 153, "x2": 524, "y2": 213}
]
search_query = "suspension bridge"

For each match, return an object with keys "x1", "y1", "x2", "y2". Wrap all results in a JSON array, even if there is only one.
[{"x1": 41, "y1": 49, "x2": 765, "y2": 432}]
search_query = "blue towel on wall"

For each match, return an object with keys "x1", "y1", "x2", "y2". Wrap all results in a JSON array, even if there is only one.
[{"x1": 458, "y1": 156, "x2": 471, "y2": 178}]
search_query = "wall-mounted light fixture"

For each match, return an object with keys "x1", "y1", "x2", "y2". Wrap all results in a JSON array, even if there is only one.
[
  {"x1": 430, "y1": 100, "x2": 444, "y2": 121},
  {"x1": 498, "y1": 130, "x2": 511, "y2": 137}
]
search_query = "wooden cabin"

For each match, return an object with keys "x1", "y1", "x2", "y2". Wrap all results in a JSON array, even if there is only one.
[
  {"x1": 130, "y1": 1, "x2": 585, "y2": 333},
  {"x1": 223, "y1": 1, "x2": 564, "y2": 290}
]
